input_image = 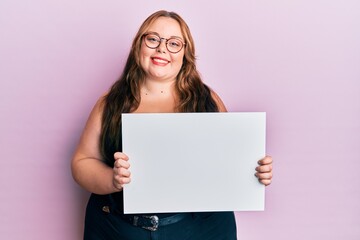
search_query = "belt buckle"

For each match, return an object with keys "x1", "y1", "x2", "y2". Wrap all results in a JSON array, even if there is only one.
[{"x1": 141, "y1": 215, "x2": 159, "y2": 231}]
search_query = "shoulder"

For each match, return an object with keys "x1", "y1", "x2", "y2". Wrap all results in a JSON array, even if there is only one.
[
  {"x1": 90, "y1": 94, "x2": 106, "y2": 117},
  {"x1": 86, "y1": 93, "x2": 108, "y2": 129},
  {"x1": 210, "y1": 90, "x2": 227, "y2": 112}
]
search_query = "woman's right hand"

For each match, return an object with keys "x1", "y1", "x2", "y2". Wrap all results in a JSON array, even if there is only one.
[{"x1": 113, "y1": 152, "x2": 131, "y2": 191}]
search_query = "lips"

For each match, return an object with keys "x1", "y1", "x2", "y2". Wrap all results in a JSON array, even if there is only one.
[{"x1": 151, "y1": 56, "x2": 170, "y2": 65}]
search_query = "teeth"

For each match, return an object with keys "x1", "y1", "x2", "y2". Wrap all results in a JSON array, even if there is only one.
[{"x1": 153, "y1": 58, "x2": 168, "y2": 64}]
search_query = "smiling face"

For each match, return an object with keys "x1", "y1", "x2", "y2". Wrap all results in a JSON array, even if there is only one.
[{"x1": 139, "y1": 17, "x2": 185, "y2": 83}]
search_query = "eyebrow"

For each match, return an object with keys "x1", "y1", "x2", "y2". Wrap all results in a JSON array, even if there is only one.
[{"x1": 145, "y1": 31, "x2": 184, "y2": 41}]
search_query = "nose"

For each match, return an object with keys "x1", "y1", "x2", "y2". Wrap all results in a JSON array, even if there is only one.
[{"x1": 157, "y1": 38, "x2": 167, "y2": 53}]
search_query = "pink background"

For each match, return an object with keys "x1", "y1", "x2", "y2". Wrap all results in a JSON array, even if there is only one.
[{"x1": 1, "y1": 1, "x2": 359, "y2": 239}]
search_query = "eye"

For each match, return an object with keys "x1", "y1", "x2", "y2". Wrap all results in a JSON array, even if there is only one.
[
  {"x1": 168, "y1": 39, "x2": 181, "y2": 47},
  {"x1": 146, "y1": 35, "x2": 159, "y2": 42}
]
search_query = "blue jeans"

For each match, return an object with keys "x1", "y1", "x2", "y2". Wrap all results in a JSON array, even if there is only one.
[{"x1": 84, "y1": 194, "x2": 237, "y2": 240}]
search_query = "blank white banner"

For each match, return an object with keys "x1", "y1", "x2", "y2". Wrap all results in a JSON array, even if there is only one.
[{"x1": 122, "y1": 112, "x2": 266, "y2": 214}]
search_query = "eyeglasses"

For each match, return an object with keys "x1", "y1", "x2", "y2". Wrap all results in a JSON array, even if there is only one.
[{"x1": 142, "y1": 33, "x2": 186, "y2": 53}]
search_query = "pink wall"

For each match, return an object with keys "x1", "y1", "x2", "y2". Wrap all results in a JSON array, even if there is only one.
[{"x1": 1, "y1": 1, "x2": 359, "y2": 239}]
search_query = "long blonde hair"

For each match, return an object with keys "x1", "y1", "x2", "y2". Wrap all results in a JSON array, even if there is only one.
[{"x1": 100, "y1": 10, "x2": 218, "y2": 166}]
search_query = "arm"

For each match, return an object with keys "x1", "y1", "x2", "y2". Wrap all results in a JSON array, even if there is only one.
[
  {"x1": 211, "y1": 90, "x2": 273, "y2": 186},
  {"x1": 71, "y1": 97, "x2": 131, "y2": 194}
]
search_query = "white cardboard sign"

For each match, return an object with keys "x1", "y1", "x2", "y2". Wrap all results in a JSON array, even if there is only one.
[{"x1": 122, "y1": 112, "x2": 266, "y2": 214}]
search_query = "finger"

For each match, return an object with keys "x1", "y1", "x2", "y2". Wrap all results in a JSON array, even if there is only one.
[
  {"x1": 113, "y1": 182, "x2": 122, "y2": 191},
  {"x1": 258, "y1": 156, "x2": 272, "y2": 165},
  {"x1": 119, "y1": 168, "x2": 131, "y2": 178},
  {"x1": 259, "y1": 179, "x2": 272, "y2": 186},
  {"x1": 119, "y1": 177, "x2": 131, "y2": 185},
  {"x1": 114, "y1": 159, "x2": 130, "y2": 169},
  {"x1": 113, "y1": 176, "x2": 123, "y2": 190},
  {"x1": 114, "y1": 152, "x2": 129, "y2": 161},
  {"x1": 113, "y1": 176, "x2": 131, "y2": 189},
  {"x1": 113, "y1": 165, "x2": 131, "y2": 176},
  {"x1": 255, "y1": 164, "x2": 272, "y2": 173},
  {"x1": 114, "y1": 175, "x2": 131, "y2": 185},
  {"x1": 255, "y1": 172, "x2": 273, "y2": 180}
]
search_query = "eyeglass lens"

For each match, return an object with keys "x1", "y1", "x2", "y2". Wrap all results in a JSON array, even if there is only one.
[{"x1": 144, "y1": 34, "x2": 184, "y2": 53}]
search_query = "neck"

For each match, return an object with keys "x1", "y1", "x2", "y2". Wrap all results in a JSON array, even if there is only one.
[{"x1": 142, "y1": 78, "x2": 176, "y2": 95}]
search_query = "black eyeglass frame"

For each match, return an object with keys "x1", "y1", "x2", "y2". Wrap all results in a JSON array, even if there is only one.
[{"x1": 142, "y1": 33, "x2": 186, "y2": 53}]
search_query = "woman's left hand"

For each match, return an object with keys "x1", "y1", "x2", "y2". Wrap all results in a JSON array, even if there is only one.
[{"x1": 255, "y1": 156, "x2": 273, "y2": 186}]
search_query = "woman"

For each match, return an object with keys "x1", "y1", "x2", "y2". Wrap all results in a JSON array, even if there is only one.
[{"x1": 72, "y1": 10, "x2": 273, "y2": 240}]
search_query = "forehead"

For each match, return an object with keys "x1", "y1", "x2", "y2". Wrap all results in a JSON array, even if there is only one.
[{"x1": 147, "y1": 17, "x2": 183, "y2": 38}]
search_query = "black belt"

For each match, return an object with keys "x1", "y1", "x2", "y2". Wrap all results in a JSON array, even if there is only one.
[{"x1": 121, "y1": 213, "x2": 191, "y2": 231}]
